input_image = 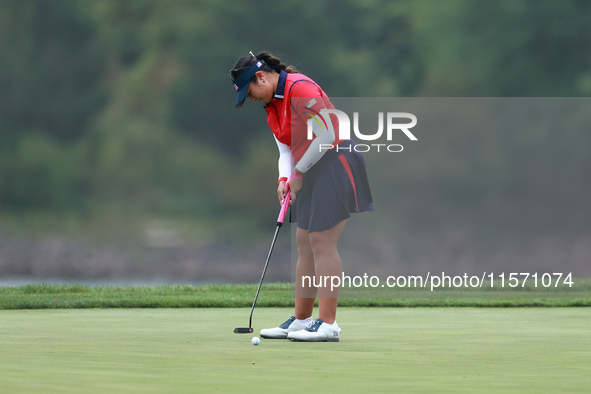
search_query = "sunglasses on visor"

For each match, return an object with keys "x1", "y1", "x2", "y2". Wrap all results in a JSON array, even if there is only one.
[{"x1": 229, "y1": 66, "x2": 252, "y2": 82}]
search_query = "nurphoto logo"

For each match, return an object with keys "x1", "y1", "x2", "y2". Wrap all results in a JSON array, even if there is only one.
[{"x1": 306, "y1": 109, "x2": 418, "y2": 153}]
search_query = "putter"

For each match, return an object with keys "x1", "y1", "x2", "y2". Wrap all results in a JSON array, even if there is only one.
[{"x1": 234, "y1": 177, "x2": 292, "y2": 334}]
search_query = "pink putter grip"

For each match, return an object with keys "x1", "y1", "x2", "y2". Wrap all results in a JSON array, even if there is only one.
[{"x1": 277, "y1": 175, "x2": 291, "y2": 224}]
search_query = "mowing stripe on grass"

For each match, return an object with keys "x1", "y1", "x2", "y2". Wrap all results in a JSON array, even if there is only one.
[{"x1": 0, "y1": 308, "x2": 590, "y2": 393}]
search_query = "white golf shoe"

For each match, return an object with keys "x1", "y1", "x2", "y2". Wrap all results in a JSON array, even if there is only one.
[
  {"x1": 260, "y1": 316, "x2": 312, "y2": 339},
  {"x1": 287, "y1": 319, "x2": 341, "y2": 342}
]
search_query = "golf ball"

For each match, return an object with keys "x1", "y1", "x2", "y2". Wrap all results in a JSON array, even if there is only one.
[{"x1": 251, "y1": 336, "x2": 260, "y2": 346}]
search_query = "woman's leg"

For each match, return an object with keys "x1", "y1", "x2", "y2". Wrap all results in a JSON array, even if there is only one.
[
  {"x1": 294, "y1": 226, "x2": 316, "y2": 320},
  {"x1": 309, "y1": 219, "x2": 347, "y2": 324}
]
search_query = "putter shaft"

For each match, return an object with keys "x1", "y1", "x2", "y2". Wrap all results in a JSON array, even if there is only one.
[{"x1": 249, "y1": 222, "x2": 282, "y2": 328}]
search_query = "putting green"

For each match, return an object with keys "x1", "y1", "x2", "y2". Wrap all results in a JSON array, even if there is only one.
[{"x1": 0, "y1": 308, "x2": 589, "y2": 393}]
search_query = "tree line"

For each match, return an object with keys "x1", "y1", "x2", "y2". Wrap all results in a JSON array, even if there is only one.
[{"x1": 1, "y1": 0, "x2": 590, "y2": 231}]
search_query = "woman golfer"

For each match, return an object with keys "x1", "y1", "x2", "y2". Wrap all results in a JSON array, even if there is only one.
[{"x1": 230, "y1": 51, "x2": 373, "y2": 341}]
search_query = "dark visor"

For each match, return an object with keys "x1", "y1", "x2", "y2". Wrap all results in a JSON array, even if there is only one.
[
  {"x1": 230, "y1": 59, "x2": 265, "y2": 108},
  {"x1": 229, "y1": 66, "x2": 251, "y2": 82}
]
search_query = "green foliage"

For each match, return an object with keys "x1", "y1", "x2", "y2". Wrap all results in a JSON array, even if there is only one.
[
  {"x1": 411, "y1": 0, "x2": 591, "y2": 95},
  {"x1": 1, "y1": 0, "x2": 591, "y2": 231},
  {"x1": 0, "y1": 0, "x2": 108, "y2": 146},
  {"x1": 0, "y1": 132, "x2": 91, "y2": 210}
]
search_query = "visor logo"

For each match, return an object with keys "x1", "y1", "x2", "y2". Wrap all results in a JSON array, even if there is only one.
[
  {"x1": 256, "y1": 61, "x2": 263, "y2": 67},
  {"x1": 233, "y1": 83, "x2": 239, "y2": 91}
]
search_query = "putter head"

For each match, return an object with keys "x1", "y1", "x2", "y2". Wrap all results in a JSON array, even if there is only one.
[{"x1": 234, "y1": 327, "x2": 253, "y2": 334}]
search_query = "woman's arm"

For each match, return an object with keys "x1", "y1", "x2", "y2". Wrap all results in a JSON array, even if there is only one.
[
  {"x1": 274, "y1": 135, "x2": 295, "y2": 205},
  {"x1": 274, "y1": 135, "x2": 295, "y2": 180},
  {"x1": 294, "y1": 110, "x2": 335, "y2": 174}
]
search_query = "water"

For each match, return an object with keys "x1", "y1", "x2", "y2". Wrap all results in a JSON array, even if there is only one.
[{"x1": 0, "y1": 276, "x2": 217, "y2": 287}]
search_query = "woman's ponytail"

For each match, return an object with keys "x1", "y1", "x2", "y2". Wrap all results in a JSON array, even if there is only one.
[
  {"x1": 257, "y1": 51, "x2": 298, "y2": 74},
  {"x1": 230, "y1": 51, "x2": 298, "y2": 83}
]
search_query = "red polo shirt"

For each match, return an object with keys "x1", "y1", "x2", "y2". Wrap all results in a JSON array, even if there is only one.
[{"x1": 265, "y1": 71, "x2": 344, "y2": 162}]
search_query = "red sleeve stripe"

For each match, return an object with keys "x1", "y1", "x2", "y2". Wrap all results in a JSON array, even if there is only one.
[{"x1": 338, "y1": 155, "x2": 359, "y2": 212}]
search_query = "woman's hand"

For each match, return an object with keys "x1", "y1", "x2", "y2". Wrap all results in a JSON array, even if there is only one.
[
  {"x1": 277, "y1": 178, "x2": 303, "y2": 206},
  {"x1": 277, "y1": 181, "x2": 288, "y2": 206},
  {"x1": 287, "y1": 176, "x2": 303, "y2": 206}
]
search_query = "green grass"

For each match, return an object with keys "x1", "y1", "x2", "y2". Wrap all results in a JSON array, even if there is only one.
[
  {"x1": 0, "y1": 308, "x2": 590, "y2": 393},
  {"x1": 1, "y1": 283, "x2": 590, "y2": 309}
]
